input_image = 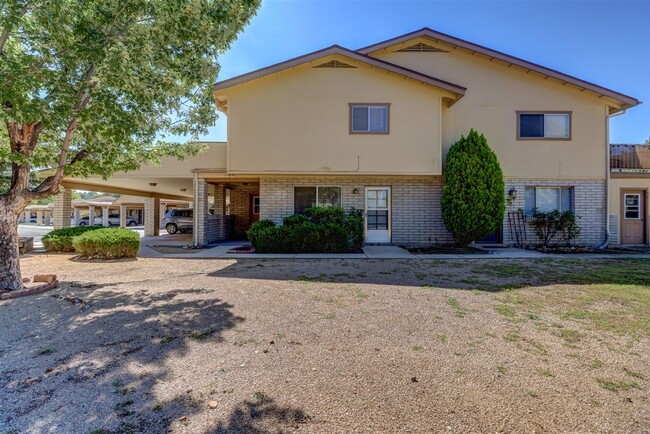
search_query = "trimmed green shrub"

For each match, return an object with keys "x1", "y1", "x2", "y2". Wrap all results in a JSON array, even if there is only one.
[
  {"x1": 42, "y1": 226, "x2": 104, "y2": 252},
  {"x1": 304, "y1": 206, "x2": 345, "y2": 225},
  {"x1": 72, "y1": 228, "x2": 140, "y2": 259},
  {"x1": 441, "y1": 129, "x2": 505, "y2": 246},
  {"x1": 246, "y1": 207, "x2": 364, "y2": 253},
  {"x1": 530, "y1": 210, "x2": 581, "y2": 247}
]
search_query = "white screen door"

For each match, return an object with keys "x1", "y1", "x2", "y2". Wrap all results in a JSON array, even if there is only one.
[{"x1": 365, "y1": 187, "x2": 390, "y2": 243}]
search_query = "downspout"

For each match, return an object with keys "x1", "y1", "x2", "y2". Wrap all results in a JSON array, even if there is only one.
[
  {"x1": 192, "y1": 172, "x2": 199, "y2": 247},
  {"x1": 598, "y1": 108, "x2": 627, "y2": 249}
]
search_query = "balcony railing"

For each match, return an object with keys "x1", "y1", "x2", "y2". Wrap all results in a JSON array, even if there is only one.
[{"x1": 610, "y1": 144, "x2": 650, "y2": 172}]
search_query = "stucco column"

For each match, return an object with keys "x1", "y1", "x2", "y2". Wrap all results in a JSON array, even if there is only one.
[
  {"x1": 102, "y1": 206, "x2": 109, "y2": 226},
  {"x1": 36, "y1": 210, "x2": 43, "y2": 226},
  {"x1": 23, "y1": 210, "x2": 29, "y2": 223},
  {"x1": 53, "y1": 187, "x2": 72, "y2": 229},
  {"x1": 144, "y1": 197, "x2": 160, "y2": 236},
  {"x1": 73, "y1": 207, "x2": 80, "y2": 227},
  {"x1": 119, "y1": 205, "x2": 127, "y2": 228},
  {"x1": 88, "y1": 206, "x2": 95, "y2": 225},
  {"x1": 44, "y1": 210, "x2": 52, "y2": 226}
]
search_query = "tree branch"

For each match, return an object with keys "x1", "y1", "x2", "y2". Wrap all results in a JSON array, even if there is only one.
[{"x1": 0, "y1": 2, "x2": 32, "y2": 53}]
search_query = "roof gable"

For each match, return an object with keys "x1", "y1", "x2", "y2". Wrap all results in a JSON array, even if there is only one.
[
  {"x1": 213, "y1": 45, "x2": 466, "y2": 100},
  {"x1": 358, "y1": 28, "x2": 641, "y2": 112}
]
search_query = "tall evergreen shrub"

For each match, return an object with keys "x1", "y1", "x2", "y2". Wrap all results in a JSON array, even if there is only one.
[{"x1": 441, "y1": 129, "x2": 505, "y2": 246}]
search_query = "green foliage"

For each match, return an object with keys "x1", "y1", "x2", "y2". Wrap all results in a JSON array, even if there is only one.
[
  {"x1": 72, "y1": 228, "x2": 140, "y2": 259},
  {"x1": 0, "y1": 0, "x2": 261, "y2": 188},
  {"x1": 441, "y1": 129, "x2": 505, "y2": 246},
  {"x1": 42, "y1": 226, "x2": 104, "y2": 252},
  {"x1": 246, "y1": 207, "x2": 364, "y2": 253},
  {"x1": 530, "y1": 210, "x2": 582, "y2": 247}
]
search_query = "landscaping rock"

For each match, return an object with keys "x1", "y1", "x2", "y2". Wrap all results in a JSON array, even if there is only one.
[{"x1": 33, "y1": 274, "x2": 57, "y2": 283}]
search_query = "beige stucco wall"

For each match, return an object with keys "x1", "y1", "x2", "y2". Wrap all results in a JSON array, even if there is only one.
[
  {"x1": 609, "y1": 176, "x2": 650, "y2": 245},
  {"x1": 222, "y1": 54, "x2": 452, "y2": 175},
  {"x1": 374, "y1": 45, "x2": 609, "y2": 180}
]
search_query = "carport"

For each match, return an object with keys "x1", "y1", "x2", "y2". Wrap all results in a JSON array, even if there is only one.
[{"x1": 48, "y1": 142, "x2": 259, "y2": 246}]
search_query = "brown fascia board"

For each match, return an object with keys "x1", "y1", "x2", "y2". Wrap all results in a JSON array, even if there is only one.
[
  {"x1": 358, "y1": 28, "x2": 641, "y2": 109},
  {"x1": 212, "y1": 44, "x2": 466, "y2": 96}
]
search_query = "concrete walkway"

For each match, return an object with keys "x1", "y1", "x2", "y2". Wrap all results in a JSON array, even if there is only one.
[{"x1": 135, "y1": 236, "x2": 650, "y2": 260}]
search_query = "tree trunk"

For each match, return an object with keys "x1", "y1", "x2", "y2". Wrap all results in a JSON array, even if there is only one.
[{"x1": 0, "y1": 206, "x2": 23, "y2": 291}]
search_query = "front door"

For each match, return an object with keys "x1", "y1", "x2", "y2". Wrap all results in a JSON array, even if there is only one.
[
  {"x1": 249, "y1": 194, "x2": 260, "y2": 224},
  {"x1": 621, "y1": 191, "x2": 645, "y2": 244},
  {"x1": 365, "y1": 187, "x2": 391, "y2": 243}
]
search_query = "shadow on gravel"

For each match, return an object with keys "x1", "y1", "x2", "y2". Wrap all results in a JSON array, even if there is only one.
[
  {"x1": 0, "y1": 285, "x2": 243, "y2": 433},
  {"x1": 208, "y1": 258, "x2": 650, "y2": 292},
  {"x1": 211, "y1": 394, "x2": 310, "y2": 434}
]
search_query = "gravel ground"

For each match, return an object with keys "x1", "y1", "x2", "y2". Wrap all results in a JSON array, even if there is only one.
[{"x1": 1, "y1": 255, "x2": 649, "y2": 433}]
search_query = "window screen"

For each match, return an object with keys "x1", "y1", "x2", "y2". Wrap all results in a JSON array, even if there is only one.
[
  {"x1": 294, "y1": 187, "x2": 317, "y2": 214},
  {"x1": 519, "y1": 114, "x2": 544, "y2": 138},
  {"x1": 351, "y1": 107, "x2": 369, "y2": 132},
  {"x1": 351, "y1": 105, "x2": 388, "y2": 133},
  {"x1": 519, "y1": 113, "x2": 570, "y2": 138},
  {"x1": 525, "y1": 187, "x2": 574, "y2": 214},
  {"x1": 294, "y1": 186, "x2": 342, "y2": 213}
]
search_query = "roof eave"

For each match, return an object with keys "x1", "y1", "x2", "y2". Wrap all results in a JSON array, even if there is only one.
[{"x1": 358, "y1": 28, "x2": 641, "y2": 109}]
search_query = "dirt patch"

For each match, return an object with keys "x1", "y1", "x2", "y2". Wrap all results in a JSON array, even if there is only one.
[{"x1": 1, "y1": 256, "x2": 648, "y2": 433}]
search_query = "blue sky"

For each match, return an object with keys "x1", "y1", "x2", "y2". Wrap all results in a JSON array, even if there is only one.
[{"x1": 205, "y1": 0, "x2": 649, "y2": 143}]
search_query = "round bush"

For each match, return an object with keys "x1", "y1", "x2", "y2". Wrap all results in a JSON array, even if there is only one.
[
  {"x1": 42, "y1": 226, "x2": 105, "y2": 252},
  {"x1": 72, "y1": 228, "x2": 140, "y2": 259}
]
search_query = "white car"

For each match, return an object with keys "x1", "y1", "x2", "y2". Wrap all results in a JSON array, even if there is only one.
[{"x1": 92, "y1": 214, "x2": 139, "y2": 226}]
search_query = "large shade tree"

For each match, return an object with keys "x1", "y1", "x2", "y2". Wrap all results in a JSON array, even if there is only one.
[{"x1": 0, "y1": 0, "x2": 260, "y2": 290}]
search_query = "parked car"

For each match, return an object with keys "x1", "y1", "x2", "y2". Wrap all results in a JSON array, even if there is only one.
[
  {"x1": 77, "y1": 216, "x2": 91, "y2": 226},
  {"x1": 92, "y1": 214, "x2": 138, "y2": 226},
  {"x1": 163, "y1": 208, "x2": 193, "y2": 234}
]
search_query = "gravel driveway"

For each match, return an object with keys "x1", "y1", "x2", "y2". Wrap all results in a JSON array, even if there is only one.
[{"x1": 1, "y1": 255, "x2": 649, "y2": 433}]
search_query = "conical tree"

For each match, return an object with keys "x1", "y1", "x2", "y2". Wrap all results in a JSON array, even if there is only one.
[{"x1": 441, "y1": 129, "x2": 505, "y2": 246}]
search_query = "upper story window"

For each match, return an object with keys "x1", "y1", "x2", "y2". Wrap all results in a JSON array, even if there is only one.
[
  {"x1": 517, "y1": 111, "x2": 571, "y2": 140},
  {"x1": 350, "y1": 104, "x2": 390, "y2": 134},
  {"x1": 525, "y1": 187, "x2": 573, "y2": 214}
]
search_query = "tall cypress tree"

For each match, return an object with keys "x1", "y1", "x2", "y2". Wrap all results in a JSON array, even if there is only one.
[{"x1": 441, "y1": 129, "x2": 505, "y2": 246}]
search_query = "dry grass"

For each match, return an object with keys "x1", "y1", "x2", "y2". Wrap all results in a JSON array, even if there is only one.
[{"x1": 1, "y1": 255, "x2": 649, "y2": 433}]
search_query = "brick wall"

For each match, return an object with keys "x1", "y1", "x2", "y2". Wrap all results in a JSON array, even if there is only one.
[
  {"x1": 259, "y1": 175, "x2": 453, "y2": 247},
  {"x1": 503, "y1": 179, "x2": 607, "y2": 247},
  {"x1": 228, "y1": 185, "x2": 259, "y2": 235}
]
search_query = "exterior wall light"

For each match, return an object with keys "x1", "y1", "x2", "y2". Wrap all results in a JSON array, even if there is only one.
[{"x1": 352, "y1": 188, "x2": 359, "y2": 194}]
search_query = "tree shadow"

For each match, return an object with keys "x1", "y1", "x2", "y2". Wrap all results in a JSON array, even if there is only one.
[
  {"x1": 0, "y1": 284, "x2": 244, "y2": 433},
  {"x1": 210, "y1": 394, "x2": 310, "y2": 434},
  {"x1": 207, "y1": 257, "x2": 650, "y2": 292}
]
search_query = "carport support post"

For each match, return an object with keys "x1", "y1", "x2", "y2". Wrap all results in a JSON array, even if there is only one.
[
  {"x1": 88, "y1": 206, "x2": 95, "y2": 225},
  {"x1": 36, "y1": 210, "x2": 43, "y2": 226},
  {"x1": 102, "y1": 206, "x2": 109, "y2": 227},
  {"x1": 53, "y1": 187, "x2": 72, "y2": 229},
  {"x1": 144, "y1": 197, "x2": 160, "y2": 237},
  {"x1": 73, "y1": 207, "x2": 80, "y2": 227},
  {"x1": 119, "y1": 205, "x2": 127, "y2": 228},
  {"x1": 23, "y1": 210, "x2": 29, "y2": 223}
]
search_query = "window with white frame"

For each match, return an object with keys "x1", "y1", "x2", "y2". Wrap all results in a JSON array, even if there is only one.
[
  {"x1": 294, "y1": 186, "x2": 341, "y2": 214},
  {"x1": 518, "y1": 112, "x2": 571, "y2": 139},
  {"x1": 252, "y1": 196, "x2": 260, "y2": 215},
  {"x1": 525, "y1": 187, "x2": 573, "y2": 214},
  {"x1": 350, "y1": 104, "x2": 389, "y2": 133}
]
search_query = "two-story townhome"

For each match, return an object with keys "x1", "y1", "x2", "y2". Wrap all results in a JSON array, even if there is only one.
[
  {"x1": 207, "y1": 28, "x2": 640, "y2": 247},
  {"x1": 57, "y1": 28, "x2": 642, "y2": 248}
]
